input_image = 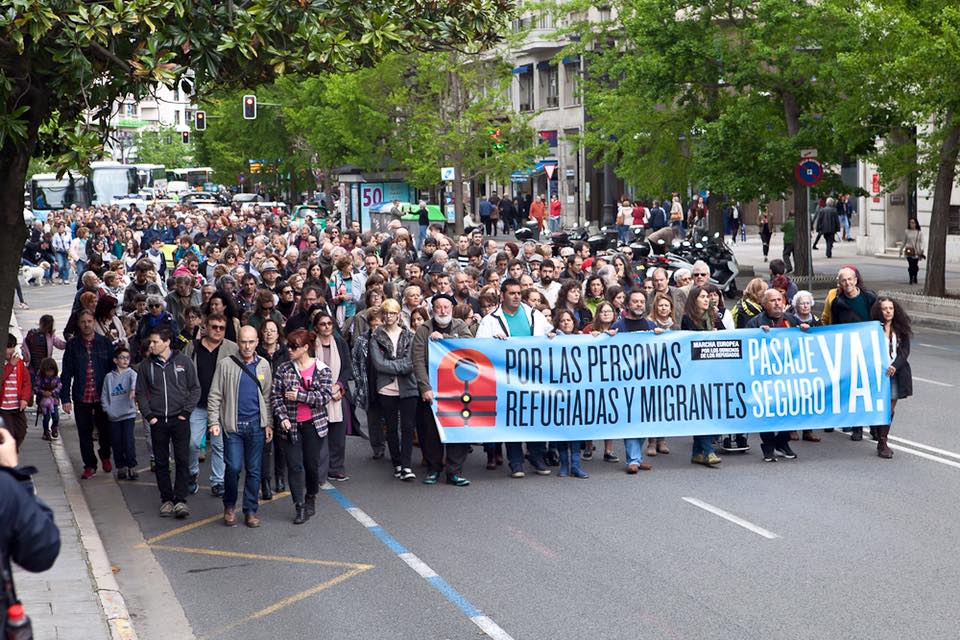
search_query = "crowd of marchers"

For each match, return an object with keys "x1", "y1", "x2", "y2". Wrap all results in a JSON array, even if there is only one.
[{"x1": 7, "y1": 200, "x2": 913, "y2": 528}]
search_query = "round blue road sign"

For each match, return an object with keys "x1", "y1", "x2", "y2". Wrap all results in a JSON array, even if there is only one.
[{"x1": 795, "y1": 158, "x2": 823, "y2": 187}]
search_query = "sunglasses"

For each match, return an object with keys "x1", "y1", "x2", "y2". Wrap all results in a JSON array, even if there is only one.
[
  {"x1": 286, "y1": 342, "x2": 304, "y2": 350},
  {"x1": 208, "y1": 324, "x2": 226, "y2": 331},
  {"x1": 149, "y1": 303, "x2": 162, "y2": 308},
  {"x1": 317, "y1": 321, "x2": 333, "y2": 327}
]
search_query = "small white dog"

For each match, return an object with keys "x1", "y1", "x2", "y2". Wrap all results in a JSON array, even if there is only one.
[{"x1": 20, "y1": 262, "x2": 49, "y2": 286}]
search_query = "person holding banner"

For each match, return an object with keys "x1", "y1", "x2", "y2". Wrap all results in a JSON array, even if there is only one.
[
  {"x1": 581, "y1": 302, "x2": 621, "y2": 464},
  {"x1": 549, "y1": 309, "x2": 590, "y2": 478},
  {"x1": 828, "y1": 267, "x2": 877, "y2": 442},
  {"x1": 871, "y1": 297, "x2": 913, "y2": 459},
  {"x1": 747, "y1": 289, "x2": 809, "y2": 462},
  {"x1": 680, "y1": 287, "x2": 722, "y2": 467},
  {"x1": 476, "y1": 278, "x2": 554, "y2": 478},
  {"x1": 412, "y1": 294, "x2": 474, "y2": 486}
]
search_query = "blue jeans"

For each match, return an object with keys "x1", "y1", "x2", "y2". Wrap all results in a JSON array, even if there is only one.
[
  {"x1": 418, "y1": 224, "x2": 428, "y2": 249},
  {"x1": 623, "y1": 438, "x2": 645, "y2": 466},
  {"x1": 506, "y1": 441, "x2": 546, "y2": 469},
  {"x1": 223, "y1": 417, "x2": 265, "y2": 514},
  {"x1": 55, "y1": 252, "x2": 70, "y2": 281},
  {"x1": 189, "y1": 408, "x2": 224, "y2": 484},
  {"x1": 110, "y1": 418, "x2": 137, "y2": 469},
  {"x1": 75, "y1": 259, "x2": 86, "y2": 281},
  {"x1": 691, "y1": 435, "x2": 715, "y2": 456},
  {"x1": 840, "y1": 214, "x2": 852, "y2": 239},
  {"x1": 548, "y1": 216, "x2": 561, "y2": 233},
  {"x1": 618, "y1": 224, "x2": 630, "y2": 243}
]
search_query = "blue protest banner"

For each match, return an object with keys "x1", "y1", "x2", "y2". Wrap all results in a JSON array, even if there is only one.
[{"x1": 428, "y1": 323, "x2": 891, "y2": 443}]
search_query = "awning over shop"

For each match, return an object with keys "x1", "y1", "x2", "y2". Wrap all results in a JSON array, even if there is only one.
[{"x1": 512, "y1": 64, "x2": 532, "y2": 74}]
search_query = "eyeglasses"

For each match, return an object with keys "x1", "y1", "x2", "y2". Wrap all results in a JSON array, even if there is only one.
[
  {"x1": 208, "y1": 324, "x2": 226, "y2": 331},
  {"x1": 149, "y1": 303, "x2": 161, "y2": 308},
  {"x1": 281, "y1": 290, "x2": 293, "y2": 295},
  {"x1": 693, "y1": 273, "x2": 709, "y2": 278},
  {"x1": 317, "y1": 320, "x2": 333, "y2": 327}
]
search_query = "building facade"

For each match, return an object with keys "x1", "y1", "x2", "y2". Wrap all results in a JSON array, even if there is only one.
[{"x1": 96, "y1": 80, "x2": 197, "y2": 163}]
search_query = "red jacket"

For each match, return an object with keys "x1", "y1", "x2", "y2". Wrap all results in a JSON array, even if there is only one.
[{"x1": 2, "y1": 358, "x2": 32, "y2": 408}]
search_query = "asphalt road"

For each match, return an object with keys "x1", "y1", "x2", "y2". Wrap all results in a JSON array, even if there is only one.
[{"x1": 18, "y1": 267, "x2": 960, "y2": 640}]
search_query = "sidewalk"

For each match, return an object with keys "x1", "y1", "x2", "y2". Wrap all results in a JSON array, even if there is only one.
[{"x1": 9, "y1": 295, "x2": 134, "y2": 640}]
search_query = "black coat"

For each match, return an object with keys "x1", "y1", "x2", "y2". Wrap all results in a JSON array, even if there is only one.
[
  {"x1": 890, "y1": 333, "x2": 913, "y2": 399},
  {"x1": 816, "y1": 205, "x2": 840, "y2": 235},
  {"x1": 0, "y1": 467, "x2": 60, "y2": 629},
  {"x1": 830, "y1": 289, "x2": 877, "y2": 325}
]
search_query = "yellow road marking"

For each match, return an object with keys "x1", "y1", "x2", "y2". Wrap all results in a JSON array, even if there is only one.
[
  {"x1": 147, "y1": 544, "x2": 373, "y2": 570},
  {"x1": 138, "y1": 491, "x2": 291, "y2": 546},
  {"x1": 198, "y1": 566, "x2": 372, "y2": 640}
]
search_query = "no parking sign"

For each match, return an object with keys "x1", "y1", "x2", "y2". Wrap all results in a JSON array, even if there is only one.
[{"x1": 795, "y1": 158, "x2": 823, "y2": 187}]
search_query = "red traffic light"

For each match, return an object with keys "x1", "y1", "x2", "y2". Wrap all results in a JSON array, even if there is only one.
[
  {"x1": 243, "y1": 95, "x2": 257, "y2": 119},
  {"x1": 181, "y1": 131, "x2": 190, "y2": 144}
]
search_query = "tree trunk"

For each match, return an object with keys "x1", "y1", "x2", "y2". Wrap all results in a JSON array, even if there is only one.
[
  {"x1": 782, "y1": 91, "x2": 810, "y2": 278},
  {"x1": 0, "y1": 152, "x2": 31, "y2": 369},
  {"x1": 925, "y1": 122, "x2": 960, "y2": 297}
]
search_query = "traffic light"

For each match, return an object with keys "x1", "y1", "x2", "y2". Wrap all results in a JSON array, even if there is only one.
[
  {"x1": 195, "y1": 110, "x2": 206, "y2": 130},
  {"x1": 181, "y1": 131, "x2": 190, "y2": 144},
  {"x1": 243, "y1": 95, "x2": 257, "y2": 120},
  {"x1": 489, "y1": 127, "x2": 505, "y2": 151}
]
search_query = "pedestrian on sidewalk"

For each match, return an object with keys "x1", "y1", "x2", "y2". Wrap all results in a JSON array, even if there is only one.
[
  {"x1": 900, "y1": 218, "x2": 924, "y2": 285},
  {"x1": 780, "y1": 210, "x2": 795, "y2": 273},
  {"x1": 60, "y1": 311, "x2": 113, "y2": 479},
  {"x1": 36, "y1": 359, "x2": 62, "y2": 441},
  {"x1": 136, "y1": 326, "x2": 201, "y2": 519},
  {"x1": 1, "y1": 335, "x2": 32, "y2": 451},
  {"x1": 815, "y1": 197, "x2": 840, "y2": 258},
  {"x1": 101, "y1": 345, "x2": 138, "y2": 480},
  {"x1": 758, "y1": 210, "x2": 772, "y2": 262},
  {"x1": 207, "y1": 326, "x2": 273, "y2": 528}
]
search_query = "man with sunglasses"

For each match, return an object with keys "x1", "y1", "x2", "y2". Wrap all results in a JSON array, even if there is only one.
[{"x1": 181, "y1": 313, "x2": 239, "y2": 497}]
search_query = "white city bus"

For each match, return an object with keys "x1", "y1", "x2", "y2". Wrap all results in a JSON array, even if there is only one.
[
  {"x1": 135, "y1": 163, "x2": 168, "y2": 193},
  {"x1": 29, "y1": 162, "x2": 138, "y2": 219},
  {"x1": 170, "y1": 167, "x2": 214, "y2": 191}
]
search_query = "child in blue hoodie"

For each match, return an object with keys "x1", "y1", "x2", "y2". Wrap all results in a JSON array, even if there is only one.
[{"x1": 101, "y1": 345, "x2": 139, "y2": 480}]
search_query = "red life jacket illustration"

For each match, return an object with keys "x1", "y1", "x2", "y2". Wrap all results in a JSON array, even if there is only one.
[{"x1": 435, "y1": 348, "x2": 497, "y2": 427}]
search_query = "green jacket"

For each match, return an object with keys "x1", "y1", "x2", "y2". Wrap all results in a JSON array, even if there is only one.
[
  {"x1": 781, "y1": 218, "x2": 796, "y2": 244},
  {"x1": 206, "y1": 355, "x2": 273, "y2": 434}
]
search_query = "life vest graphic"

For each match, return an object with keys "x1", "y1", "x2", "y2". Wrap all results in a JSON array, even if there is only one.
[{"x1": 436, "y1": 349, "x2": 497, "y2": 427}]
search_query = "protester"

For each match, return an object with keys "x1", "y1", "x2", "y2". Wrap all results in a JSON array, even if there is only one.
[
  {"x1": 60, "y1": 310, "x2": 114, "y2": 479},
  {"x1": 100, "y1": 345, "x2": 138, "y2": 479},
  {"x1": 1, "y1": 335, "x2": 32, "y2": 451},
  {"x1": 181, "y1": 313, "x2": 238, "y2": 497},
  {"x1": 135, "y1": 325, "x2": 201, "y2": 518},
  {"x1": 871, "y1": 297, "x2": 913, "y2": 459},
  {"x1": 270, "y1": 329, "x2": 333, "y2": 525},
  {"x1": 680, "y1": 287, "x2": 722, "y2": 467},
  {"x1": 313, "y1": 311, "x2": 353, "y2": 483},
  {"x1": 208, "y1": 326, "x2": 273, "y2": 527}
]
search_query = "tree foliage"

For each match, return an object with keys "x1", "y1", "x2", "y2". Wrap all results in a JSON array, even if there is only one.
[{"x1": 135, "y1": 126, "x2": 195, "y2": 168}]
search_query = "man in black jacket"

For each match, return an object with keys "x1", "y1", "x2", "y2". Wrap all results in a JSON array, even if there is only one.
[
  {"x1": 0, "y1": 426, "x2": 60, "y2": 630},
  {"x1": 748, "y1": 289, "x2": 810, "y2": 461},
  {"x1": 815, "y1": 197, "x2": 840, "y2": 258},
  {"x1": 136, "y1": 326, "x2": 201, "y2": 519}
]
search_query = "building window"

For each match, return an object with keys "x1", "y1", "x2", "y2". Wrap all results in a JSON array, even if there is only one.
[
  {"x1": 539, "y1": 64, "x2": 559, "y2": 109},
  {"x1": 563, "y1": 61, "x2": 580, "y2": 106},
  {"x1": 185, "y1": 110, "x2": 194, "y2": 123},
  {"x1": 125, "y1": 103, "x2": 136, "y2": 116},
  {"x1": 950, "y1": 205, "x2": 960, "y2": 235},
  {"x1": 517, "y1": 70, "x2": 534, "y2": 112},
  {"x1": 538, "y1": 12, "x2": 554, "y2": 29},
  {"x1": 512, "y1": 15, "x2": 532, "y2": 33},
  {"x1": 173, "y1": 110, "x2": 180, "y2": 125},
  {"x1": 173, "y1": 85, "x2": 180, "y2": 102}
]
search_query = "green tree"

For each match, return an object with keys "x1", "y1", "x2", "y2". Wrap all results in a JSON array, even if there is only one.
[
  {"x1": 559, "y1": 0, "x2": 870, "y2": 275},
  {"x1": 136, "y1": 126, "x2": 194, "y2": 168},
  {"x1": 0, "y1": 0, "x2": 513, "y2": 361},
  {"x1": 832, "y1": 0, "x2": 960, "y2": 297}
]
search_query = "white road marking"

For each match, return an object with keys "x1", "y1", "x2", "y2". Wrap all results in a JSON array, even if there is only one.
[
  {"x1": 917, "y1": 342, "x2": 960, "y2": 353},
  {"x1": 887, "y1": 436, "x2": 960, "y2": 461},
  {"x1": 472, "y1": 616, "x2": 517, "y2": 640},
  {"x1": 398, "y1": 552, "x2": 438, "y2": 579},
  {"x1": 887, "y1": 443, "x2": 960, "y2": 470},
  {"x1": 913, "y1": 376, "x2": 954, "y2": 388},
  {"x1": 345, "y1": 506, "x2": 378, "y2": 528},
  {"x1": 681, "y1": 497, "x2": 779, "y2": 539}
]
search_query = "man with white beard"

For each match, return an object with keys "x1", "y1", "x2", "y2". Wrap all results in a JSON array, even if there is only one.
[{"x1": 410, "y1": 294, "x2": 474, "y2": 487}]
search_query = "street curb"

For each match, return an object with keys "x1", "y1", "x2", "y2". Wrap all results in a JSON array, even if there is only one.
[
  {"x1": 11, "y1": 307, "x2": 139, "y2": 640},
  {"x1": 50, "y1": 441, "x2": 140, "y2": 640}
]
